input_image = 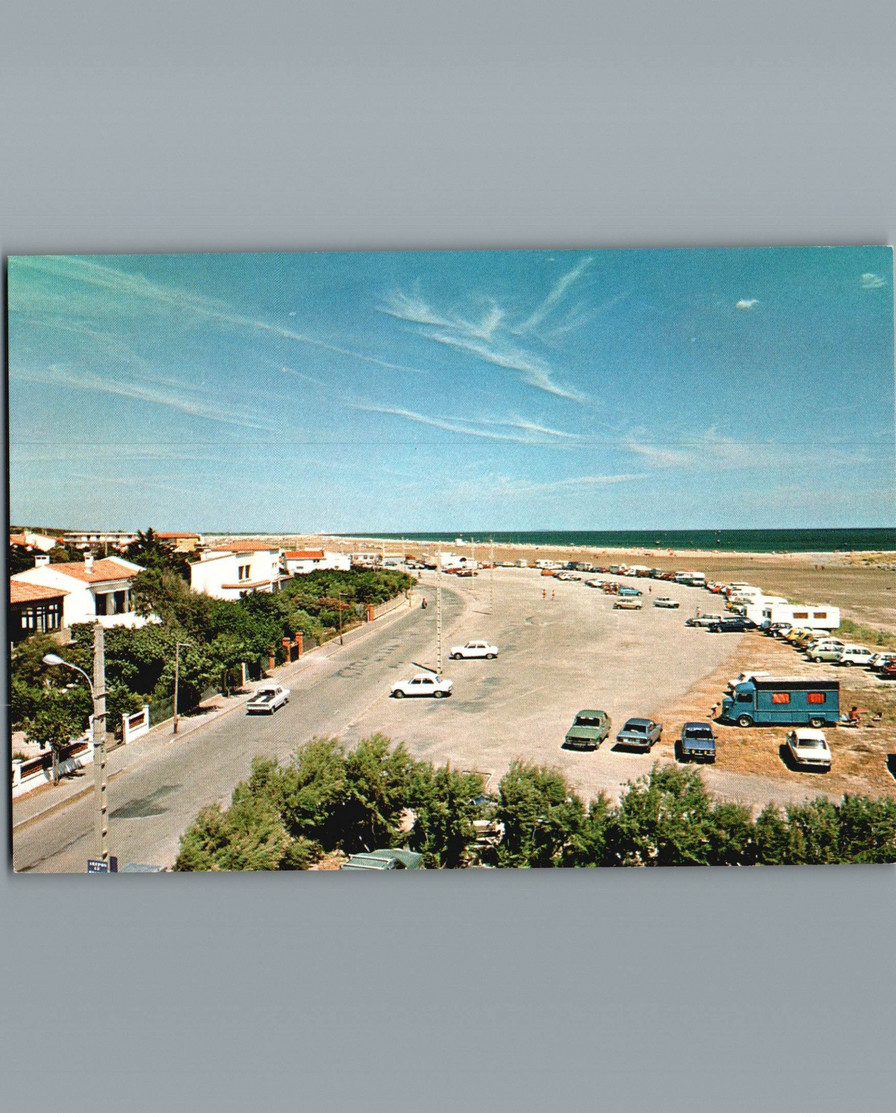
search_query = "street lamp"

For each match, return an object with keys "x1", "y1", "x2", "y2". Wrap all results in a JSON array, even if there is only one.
[
  {"x1": 42, "y1": 622, "x2": 108, "y2": 864},
  {"x1": 173, "y1": 639, "x2": 194, "y2": 734}
]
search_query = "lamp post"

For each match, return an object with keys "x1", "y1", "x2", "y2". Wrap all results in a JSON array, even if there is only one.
[
  {"x1": 43, "y1": 622, "x2": 108, "y2": 864},
  {"x1": 173, "y1": 639, "x2": 194, "y2": 734}
]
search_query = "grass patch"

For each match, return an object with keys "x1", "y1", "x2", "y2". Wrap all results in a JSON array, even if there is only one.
[{"x1": 835, "y1": 619, "x2": 895, "y2": 647}]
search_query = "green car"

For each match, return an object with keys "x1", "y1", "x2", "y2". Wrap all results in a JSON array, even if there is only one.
[{"x1": 563, "y1": 709, "x2": 611, "y2": 750}]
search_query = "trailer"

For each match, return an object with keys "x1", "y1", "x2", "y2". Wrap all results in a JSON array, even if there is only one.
[
  {"x1": 760, "y1": 602, "x2": 840, "y2": 631},
  {"x1": 674, "y1": 570, "x2": 707, "y2": 586},
  {"x1": 721, "y1": 676, "x2": 840, "y2": 728}
]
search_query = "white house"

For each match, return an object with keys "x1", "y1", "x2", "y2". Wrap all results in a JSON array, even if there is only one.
[
  {"x1": 190, "y1": 542, "x2": 284, "y2": 600},
  {"x1": 283, "y1": 549, "x2": 352, "y2": 576},
  {"x1": 10, "y1": 554, "x2": 149, "y2": 631}
]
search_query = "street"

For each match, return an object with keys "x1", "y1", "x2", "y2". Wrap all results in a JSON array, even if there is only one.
[{"x1": 14, "y1": 568, "x2": 833, "y2": 872}]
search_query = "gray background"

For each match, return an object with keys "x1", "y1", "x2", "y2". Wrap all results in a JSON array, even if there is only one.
[{"x1": 3, "y1": 1, "x2": 895, "y2": 1111}]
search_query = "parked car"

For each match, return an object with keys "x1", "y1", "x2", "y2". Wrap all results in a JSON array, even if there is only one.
[
  {"x1": 563, "y1": 709, "x2": 611, "y2": 749},
  {"x1": 616, "y1": 585, "x2": 642, "y2": 596},
  {"x1": 340, "y1": 849, "x2": 424, "y2": 870},
  {"x1": 613, "y1": 596, "x2": 642, "y2": 610},
  {"x1": 685, "y1": 614, "x2": 725, "y2": 628},
  {"x1": 807, "y1": 645, "x2": 848, "y2": 663},
  {"x1": 678, "y1": 722, "x2": 717, "y2": 763},
  {"x1": 390, "y1": 672, "x2": 453, "y2": 698},
  {"x1": 246, "y1": 684, "x2": 290, "y2": 714},
  {"x1": 584, "y1": 579, "x2": 605, "y2": 588},
  {"x1": 555, "y1": 571, "x2": 582, "y2": 581},
  {"x1": 615, "y1": 717, "x2": 663, "y2": 751},
  {"x1": 784, "y1": 728, "x2": 832, "y2": 771},
  {"x1": 836, "y1": 645, "x2": 875, "y2": 667},
  {"x1": 870, "y1": 652, "x2": 896, "y2": 671},
  {"x1": 707, "y1": 617, "x2": 757, "y2": 632},
  {"x1": 449, "y1": 640, "x2": 498, "y2": 659},
  {"x1": 806, "y1": 638, "x2": 845, "y2": 660},
  {"x1": 653, "y1": 596, "x2": 680, "y2": 608}
]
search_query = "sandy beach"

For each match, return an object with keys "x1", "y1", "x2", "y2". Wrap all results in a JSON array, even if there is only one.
[{"x1": 212, "y1": 533, "x2": 896, "y2": 636}]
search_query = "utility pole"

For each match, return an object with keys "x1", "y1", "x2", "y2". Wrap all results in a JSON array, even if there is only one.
[
  {"x1": 93, "y1": 623, "x2": 108, "y2": 863},
  {"x1": 436, "y1": 553, "x2": 443, "y2": 674},
  {"x1": 337, "y1": 590, "x2": 344, "y2": 644},
  {"x1": 489, "y1": 536, "x2": 495, "y2": 614}
]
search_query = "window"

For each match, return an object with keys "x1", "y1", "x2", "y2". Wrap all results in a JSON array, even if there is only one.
[
  {"x1": 238, "y1": 564, "x2": 250, "y2": 580},
  {"x1": 771, "y1": 692, "x2": 791, "y2": 704},
  {"x1": 807, "y1": 692, "x2": 827, "y2": 704},
  {"x1": 793, "y1": 612, "x2": 808, "y2": 620}
]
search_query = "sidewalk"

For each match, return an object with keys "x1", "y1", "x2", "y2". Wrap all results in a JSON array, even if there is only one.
[{"x1": 11, "y1": 591, "x2": 421, "y2": 832}]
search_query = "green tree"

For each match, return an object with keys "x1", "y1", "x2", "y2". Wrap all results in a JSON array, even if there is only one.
[
  {"x1": 278, "y1": 737, "x2": 348, "y2": 852},
  {"x1": 754, "y1": 798, "x2": 842, "y2": 865},
  {"x1": 569, "y1": 794, "x2": 614, "y2": 866},
  {"x1": 407, "y1": 763, "x2": 485, "y2": 867},
  {"x1": 124, "y1": 527, "x2": 188, "y2": 576},
  {"x1": 9, "y1": 543, "x2": 36, "y2": 575},
  {"x1": 22, "y1": 690, "x2": 84, "y2": 785},
  {"x1": 836, "y1": 795, "x2": 896, "y2": 863},
  {"x1": 497, "y1": 760, "x2": 586, "y2": 867},
  {"x1": 174, "y1": 757, "x2": 316, "y2": 871},
  {"x1": 609, "y1": 764, "x2": 719, "y2": 866},
  {"x1": 335, "y1": 734, "x2": 418, "y2": 853}
]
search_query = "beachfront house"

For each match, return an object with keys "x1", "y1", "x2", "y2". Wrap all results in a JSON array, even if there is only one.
[
  {"x1": 283, "y1": 549, "x2": 352, "y2": 576},
  {"x1": 190, "y1": 541, "x2": 285, "y2": 600},
  {"x1": 9, "y1": 579, "x2": 68, "y2": 645},
  {"x1": 10, "y1": 554, "x2": 149, "y2": 636}
]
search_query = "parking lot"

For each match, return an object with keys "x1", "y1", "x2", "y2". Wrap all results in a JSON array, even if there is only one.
[{"x1": 332, "y1": 565, "x2": 896, "y2": 809}]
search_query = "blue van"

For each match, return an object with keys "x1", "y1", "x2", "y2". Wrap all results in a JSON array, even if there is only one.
[{"x1": 721, "y1": 676, "x2": 840, "y2": 728}]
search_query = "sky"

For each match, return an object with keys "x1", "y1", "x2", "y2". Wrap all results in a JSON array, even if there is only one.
[{"x1": 7, "y1": 246, "x2": 895, "y2": 533}]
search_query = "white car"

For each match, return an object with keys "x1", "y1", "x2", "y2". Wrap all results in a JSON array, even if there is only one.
[
  {"x1": 784, "y1": 728, "x2": 832, "y2": 770},
  {"x1": 450, "y1": 640, "x2": 499, "y2": 660},
  {"x1": 390, "y1": 673, "x2": 454, "y2": 698},
  {"x1": 653, "y1": 596, "x2": 680, "y2": 608},
  {"x1": 246, "y1": 684, "x2": 290, "y2": 714},
  {"x1": 836, "y1": 645, "x2": 875, "y2": 667}
]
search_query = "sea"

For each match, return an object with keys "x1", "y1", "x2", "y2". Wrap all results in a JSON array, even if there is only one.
[{"x1": 337, "y1": 528, "x2": 896, "y2": 554}]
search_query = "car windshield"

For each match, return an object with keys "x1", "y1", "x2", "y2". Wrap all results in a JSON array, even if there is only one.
[
  {"x1": 575, "y1": 717, "x2": 602, "y2": 727},
  {"x1": 686, "y1": 727, "x2": 713, "y2": 739},
  {"x1": 624, "y1": 721, "x2": 649, "y2": 731},
  {"x1": 798, "y1": 740, "x2": 824, "y2": 749}
]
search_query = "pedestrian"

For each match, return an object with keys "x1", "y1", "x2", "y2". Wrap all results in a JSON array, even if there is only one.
[
  {"x1": 710, "y1": 702, "x2": 720, "y2": 720},
  {"x1": 421, "y1": 596, "x2": 427, "y2": 609}
]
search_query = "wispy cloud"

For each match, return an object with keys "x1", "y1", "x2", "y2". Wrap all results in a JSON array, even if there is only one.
[
  {"x1": 515, "y1": 257, "x2": 593, "y2": 334},
  {"x1": 379, "y1": 259, "x2": 596, "y2": 401},
  {"x1": 860, "y1": 272, "x2": 887, "y2": 290},
  {"x1": 622, "y1": 434, "x2": 696, "y2": 469},
  {"x1": 422, "y1": 329, "x2": 587, "y2": 401},
  {"x1": 350, "y1": 403, "x2": 582, "y2": 446},
  {"x1": 735, "y1": 298, "x2": 759, "y2": 310},
  {"x1": 13, "y1": 255, "x2": 427, "y2": 376},
  {"x1": 491, "y1": 472, "x2": 647, "y2": 496},
  {"x1": 16, "y1": 362, "x2": 281, "y2": 433}
]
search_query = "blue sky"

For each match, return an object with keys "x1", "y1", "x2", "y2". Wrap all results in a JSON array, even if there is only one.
[{"x1": 7, "y1": 246, "x2": 894, "y2": 532}]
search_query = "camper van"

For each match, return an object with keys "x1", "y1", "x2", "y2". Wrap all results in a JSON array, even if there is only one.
[
  {"x1": 760, "y1": 602, "x2": 840, "y2": 631},
  {"x1": 721, "y1": 676, "x2": 840, "y2": 728}
]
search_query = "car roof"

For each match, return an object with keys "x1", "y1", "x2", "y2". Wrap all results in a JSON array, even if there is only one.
[
  {"x1": 623, "y1": 717, "x2": 651, "y2": 727},
  {"x1": 576, "y1": 709, "x2": 608, "y2": 718},
  {"x1": 683, "y1": 721, "x2": 713, "y2": 730}
]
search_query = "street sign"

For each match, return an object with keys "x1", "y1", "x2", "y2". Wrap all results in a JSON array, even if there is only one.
[{"x1": 86, "y1": 859, "x2": 109, "y2": 873}]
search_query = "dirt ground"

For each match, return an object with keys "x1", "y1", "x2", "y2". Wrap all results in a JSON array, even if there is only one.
[{"x1": 651, "y1": 629, "x2": 896, "y2": 801}]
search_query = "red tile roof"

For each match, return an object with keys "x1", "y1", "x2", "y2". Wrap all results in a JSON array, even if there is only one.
[
  {"x1": 36, "y1": 560, "x2": 140, "y2": 584},
  {"x1": 156, "y1": 532, "x2": 199, "y2": 539},
  {"x1": 10, "y1": 580, "x2": 69, "y2": 604},
  {"x1": 285, "y1": 550, "x2": 325, "y2": 560}
]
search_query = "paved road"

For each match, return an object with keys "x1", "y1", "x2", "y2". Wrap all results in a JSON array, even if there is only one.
[
  {"x1": 13, "y1": 585, "x2": 466, "y2": 873},
  {"x1": 14, "y1": 567, "x2": 822, "y2": 872}
]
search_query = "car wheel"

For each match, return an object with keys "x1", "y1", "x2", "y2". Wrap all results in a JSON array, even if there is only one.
[
  {"x1": 433, "y1": 690, "x2": 445, "y2": 698},
  {"x1": 393, "y1": 689, "x2": 405, "y2": 699},
  {"x1": 486, "y1": 653, "x2": 496, "y2": 659},
  {"x1": 841, "y1": 660, "x2": 854, "y2": 667},
  {"x1": 813, "y1": 656, "x2": 824, "y2": 663},
  {"x1": 737, "y1": 714, "x2": 754, "y2": 728},
  {"x1": 808, "y1": 717, "x2": 824, "y2": 729},
  {"x1": 450, "y1": 653, "x2": 460, "y2": 660}
]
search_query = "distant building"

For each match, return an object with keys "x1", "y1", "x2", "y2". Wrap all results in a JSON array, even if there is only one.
[
  {"x1": 190, "y1": 543, "x2": 285, "y2": 600},
  {"x1": 155, "y1": 532, "x2": 203, "y2": 553},
  {"x1": 61, "y1": 529, "x2": 139, "y2": 551},
  {"x1": 10, "y1": 554, "x2": 149, "y2": 633},
  {"x1": 283, "y1": 549, "x2": 352, "y2": 576}
]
